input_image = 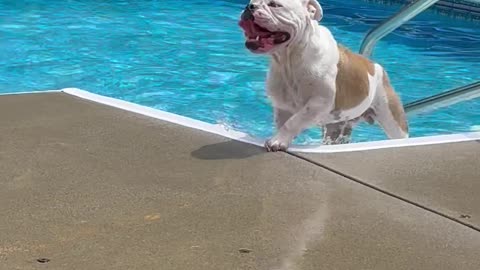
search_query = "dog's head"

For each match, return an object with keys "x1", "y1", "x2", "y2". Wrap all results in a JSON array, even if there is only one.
[{"x1": 238, "y1": 0, "x2": 323, "y2": 54}]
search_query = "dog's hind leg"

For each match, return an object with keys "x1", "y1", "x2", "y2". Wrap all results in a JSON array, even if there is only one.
[
  {"x1": 373, "y1": 70, "x2": 409, "y2": 139},
  {"x1": 322, "y1": 121, "x2": 353, "y2": 145}
]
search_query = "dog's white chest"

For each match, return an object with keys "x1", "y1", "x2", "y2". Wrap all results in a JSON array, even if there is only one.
[
  {"x1": 269, "y1": 77, "x2": 308, "y2": 111},
  {"x1": 266, "y1": 70, "x2": 298, "y2": 110}
]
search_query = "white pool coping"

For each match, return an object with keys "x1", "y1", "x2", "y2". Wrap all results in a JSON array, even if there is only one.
[
  {"x1": 0, "y1": 89, "x2": 63, "y2": 95},
  {"x1": 2, "y1": 88, "x2": 480, "y2": 153}
]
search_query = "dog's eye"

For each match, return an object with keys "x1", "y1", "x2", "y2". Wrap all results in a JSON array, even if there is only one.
[{"x1": 268, "y1": 1, "x2": 282, "y2": 8}]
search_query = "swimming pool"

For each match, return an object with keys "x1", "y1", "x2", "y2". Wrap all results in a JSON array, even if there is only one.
[{"x1": 1, "y1": 0, "x2": 479, "y2": 144}]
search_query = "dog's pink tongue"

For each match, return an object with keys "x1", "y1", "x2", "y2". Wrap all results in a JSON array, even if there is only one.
[
  {"x1": 238, "y1": 20, "x2": 255, "y2": 37},
  {"x1": 261, "y1": 36, "x2": 275, "y2": 51},
  {"x1": 239, "y1": 19, "x2": 276, "y2": 52}
]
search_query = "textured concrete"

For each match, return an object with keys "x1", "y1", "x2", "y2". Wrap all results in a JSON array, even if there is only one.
[
  {"x1": 1, "y1": 92, "x2": 479, "y2": 270},
  {"x1": 299, "y1": 140, "x2": 480, "y2": 228}
]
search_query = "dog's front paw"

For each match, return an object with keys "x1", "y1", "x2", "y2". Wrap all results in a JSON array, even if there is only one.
[{"x1": 264, "y1": 136, "x2": 290, "y2": 152}]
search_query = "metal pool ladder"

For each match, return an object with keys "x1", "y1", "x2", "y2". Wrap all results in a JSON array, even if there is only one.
[{"x1": 359, "y1": 0, "x2": 480, "y2": 115}]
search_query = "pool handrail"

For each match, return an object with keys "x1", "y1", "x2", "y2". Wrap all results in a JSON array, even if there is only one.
[
  {"x1": 404, "y1": 81, "x2": 480, "y2": 115},
  {"x1": 359, "y1": 0, "x2": 441, "y2": 57},
  {"x1": 359, "y1": 0, "x2": 480, "y2": 115}
]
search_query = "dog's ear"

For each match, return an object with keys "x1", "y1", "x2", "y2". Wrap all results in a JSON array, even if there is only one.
[{"x1": 305, "y1": 0, "x2": 323, "y2": 21}]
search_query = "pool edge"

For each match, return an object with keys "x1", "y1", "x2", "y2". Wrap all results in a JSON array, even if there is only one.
[
  {"x1": 54, "y1": 88, "x2": 479, "y2": 153},
  {"x1": 0, "y1": 89, "x2": 62, "y2": 96},
  {"x1": 4, "y1": 88, "x2": 477, "y2": 153}
]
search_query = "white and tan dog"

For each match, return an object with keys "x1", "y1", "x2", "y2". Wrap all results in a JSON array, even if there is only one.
[{"x1": 238, "y1": 0, "x2": 408, "y2": 152}]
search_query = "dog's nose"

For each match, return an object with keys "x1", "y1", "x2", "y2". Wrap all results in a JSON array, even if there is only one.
[
  {"x1": 241, "y1": 3, "x2": 257, "y2": 21},
  {"x1": 247, "y1": 4, "x2": 257, "y2": 11},
  {"x1": 241, "y1": 7, "x2": 255, "y2": 21}
]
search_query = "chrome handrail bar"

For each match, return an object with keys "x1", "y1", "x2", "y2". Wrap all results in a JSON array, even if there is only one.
[
  {"x1": 359, "y1": 0, "x2": 480, "y2": 115},
  {"x1": 359, "y1": 0, "x2": 441, "y2": 57},
  {"x1": 404, "y1": 81, "x2": 480, "y2": 115}
]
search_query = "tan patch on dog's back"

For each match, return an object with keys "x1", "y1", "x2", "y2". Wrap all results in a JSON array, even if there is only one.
[
  {"x1": 382, "y1": 70, "x2": 408, "y2": 133},
  {"x1": 334, "y1": 46, "x2": 375, "y2": 110}
]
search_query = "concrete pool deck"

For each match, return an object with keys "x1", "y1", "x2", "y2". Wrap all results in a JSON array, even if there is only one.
[{"x1": 1, "y1": 92, "x2": 479, "y2": 269}]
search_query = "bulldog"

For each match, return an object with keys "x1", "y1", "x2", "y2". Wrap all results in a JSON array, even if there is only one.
[{"x1": 238, "y1": 0, "x2": 409, "y2": 152}]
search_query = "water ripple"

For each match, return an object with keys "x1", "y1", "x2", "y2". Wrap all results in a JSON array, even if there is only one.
[{"x1": 1, "y1": 0, "x2": 479, "y2": 144}]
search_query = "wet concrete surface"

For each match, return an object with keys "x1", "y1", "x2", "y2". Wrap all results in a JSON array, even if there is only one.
[
  {"x1": 298, "y1": 141, "x2": 480, "y2": 228},
  {"x1": 1, "y1": 93, "x2": 479, "y2": 270}
]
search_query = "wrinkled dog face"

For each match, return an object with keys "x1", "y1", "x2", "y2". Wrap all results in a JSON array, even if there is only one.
[{"x1": 238, "y1": 0, "x2": 323, "y2": 54}]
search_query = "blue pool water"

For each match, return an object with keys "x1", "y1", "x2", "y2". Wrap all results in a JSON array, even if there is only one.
[{"x1": 1, "y1": 0, "x2": 479, "y2": 144}]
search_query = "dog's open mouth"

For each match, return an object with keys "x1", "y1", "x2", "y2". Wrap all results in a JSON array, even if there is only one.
[{"x1": 239, "y1": 20, "x2": 290, "y2": 52}]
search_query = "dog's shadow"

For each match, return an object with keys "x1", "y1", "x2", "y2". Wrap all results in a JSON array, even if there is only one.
[{"x1": 191, "y1": 140, "x2": 265, "y2": 160}]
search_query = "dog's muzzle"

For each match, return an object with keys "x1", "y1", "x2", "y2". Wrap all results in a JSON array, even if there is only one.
[
  {"x1": 241, "y1": 5, "x2": 255, "y2": 21},
  {"x1": 238, "y1": 4, "x2": 290, "y2": 53}
]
